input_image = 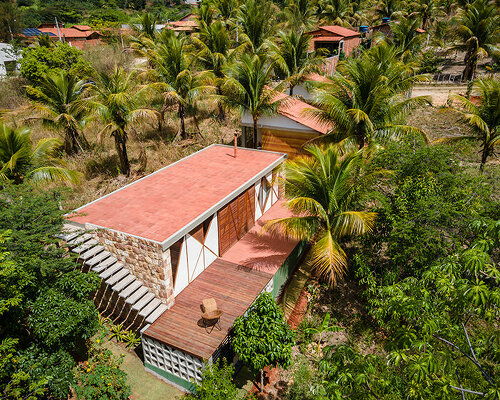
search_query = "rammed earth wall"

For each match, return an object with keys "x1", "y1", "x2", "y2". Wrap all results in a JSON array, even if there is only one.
[{"x1": 93, "y1": 227, "x2": 175, "y2": 308}]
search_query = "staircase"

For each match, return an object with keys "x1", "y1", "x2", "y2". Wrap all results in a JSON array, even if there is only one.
[{"x1": 58, "y1": 224, "x2": 168, "y2": 331}]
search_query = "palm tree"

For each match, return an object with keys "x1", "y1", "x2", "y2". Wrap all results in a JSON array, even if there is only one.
[
  {"x1": 311, "y1": 43, "x2": 429, "y2": 149},
  {"x1": 146, "y1": 30, "x2": 207, "y2": 138},
  {"x1": 265, "y1": 145, "x2": 377, "y2": 285},
  {"x1": 212, "y1": 0, "x2": 241, "y2": 25},
  {"x1": 236, "y1": 0, "x2": 276, "y2": 53},
  {"x1": 452, "y1": 0, "x2": 499, "y2": 81},
  {"x1": 284, "y1": 0, "x2": 318, "y2": 31},
  {"x1": 221, "y1": 54, "x2": 281, "y2": 148},
  {"x1": 132, "y1": 12, "x2": 158, "y2": 40},
  {"x1": 375, "y1": 0, "x2": 401, "y2": 19},
  {"x1": 193, "y1": 20, "x2": 240, "y2": 121},
  {"x1": 90, "y1": 67, "x2": 156, "y2": 176},
  {"x1": 409, "y1": 0, "x2": 444, "y2": 30},
  {"x1": 317, "y1": 0, "x2": 356, "y2": 27},
  {"x1": 385, "y1": 16, "x2": 426, "y2": 61},
  {"x1": 447, "y1": 78, "x2": 499, "y2": 171},
  {"x1": 26, "y1": 70, "x2": 89, "y2": 156},
  {"x1": 0, "y1": 122, "x2": 80, "y2": 185},
  {"x1": 271, "y1": 30, "x2": 324, "y2": 96}
]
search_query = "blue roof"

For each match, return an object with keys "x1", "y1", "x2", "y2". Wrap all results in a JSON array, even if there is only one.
[{"x1": 22, "y1": 28, "x2": 56, "y2": 37}]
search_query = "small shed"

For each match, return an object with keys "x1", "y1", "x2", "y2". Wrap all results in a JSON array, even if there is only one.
[{"x1": 241, "y1": 91, "x2": 333, "y2": 158}]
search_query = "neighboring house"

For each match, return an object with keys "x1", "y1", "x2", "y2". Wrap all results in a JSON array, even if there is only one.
[
  {"x1": 308, "y1": 25, "x2": 362, "y2": 57},
  {"x1": 0, "y1": 43, "x2": 20, "y2": 78},
  {"x1": 62, "y1": 144, "x2": 306, "y2": 391},
  {"x1": 241, "y1": 91, "x2": 333, "y2": 158},
  {"x1": 165, "y1": 14, "x2": 198, "y2": 34},
  {"x1": 307, "y1": 25, "x2": 362, "y2": 74},
  {"x1": 21, "y1": 24, "x2": 102, "y2": 49}
]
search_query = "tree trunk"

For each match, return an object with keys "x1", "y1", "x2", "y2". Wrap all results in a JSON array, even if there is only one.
[
  {"x1": 260, "y1": 369, "x2": 264, "y2": 393},
  {"x1": 289, "y1": 84, "x2": 294, "y2": 96},
  {"x1": 462, "y1": 39, "x2": 478, "y2": 81},
  {"x1": 179, "y1": 103, "x2": 186, "y2": 139},
  {"x1": 114, "y1": 131, "x2": 130, "y2": 176},
  {"x1": 64, "y1": 130, "x2": 74, "y2": 155},
  {"x1": 252, "y1": 116, "x2": 258, "y2": 149}
]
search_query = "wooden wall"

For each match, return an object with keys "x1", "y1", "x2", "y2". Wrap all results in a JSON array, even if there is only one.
[
  {"x1": 218, "y1": 186, "x2": 255, "y2": 255},
  {"x1": 261, "y1": 128, "x2": 319, "y2": 159}
]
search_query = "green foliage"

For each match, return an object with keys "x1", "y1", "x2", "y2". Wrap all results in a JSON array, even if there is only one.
[
  {"x1": 20, "y1": 43, "x2": 92, "y2": 84},
  {"x1": 303, "y1": 312, "x2": 343, "y2": 355},
  {"x1": 74, "y1": 347, "x2": 130, "y2": 400},
  {"x1": 418, "y1": 49, "x2": 444, "y2": 73},
  {"x1": 0, "y1": 122, "x2": 81, "y2": 186},
  {"x1": 232, "y1": 293, "x2": 294, "y2": 373},
  {"x1": 185, "y1": 359, "x2": 239, "y2": 400},
  {"x1": 0, "y1": 185, "x2": 100, "y2": 398}
]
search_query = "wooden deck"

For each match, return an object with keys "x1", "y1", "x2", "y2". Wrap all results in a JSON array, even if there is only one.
[{"x1": 143, "y1": 258, "x2": 272, "y2": 360}]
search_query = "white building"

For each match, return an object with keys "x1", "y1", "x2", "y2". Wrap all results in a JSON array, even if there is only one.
[{"x1": 0, "y1": 43, "x2": 20, "y2": 78}]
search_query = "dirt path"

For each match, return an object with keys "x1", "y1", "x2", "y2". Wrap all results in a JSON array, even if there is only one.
[{"x1": 411, "y1": 84, "x2": 467, "y2": 106}]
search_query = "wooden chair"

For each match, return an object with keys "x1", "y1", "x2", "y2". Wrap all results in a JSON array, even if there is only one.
[{"x1": 201, "y1": 298, "x2": 223, "y2": 333}]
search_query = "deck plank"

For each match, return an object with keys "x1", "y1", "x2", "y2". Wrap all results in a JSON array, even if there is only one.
[{"x1": 144, "y1": 258, "x2": 271, "y2": 360}]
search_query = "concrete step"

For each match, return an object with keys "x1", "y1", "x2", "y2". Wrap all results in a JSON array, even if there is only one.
[
  {"x1": 120, "y1": 281, "x2": 143, "y2": 299},
  {"x1": 80, "y1": 245, "x2": 105, "y2": 261},
  {"x1": 68, "y1": 233, "x2": 92, "y2": 246},
  {"x1": 99, "y1": 262, "x2": 123, "y2": 279},
  {"x1": 132, "y1": 293, "x2": 155, "y2": 311},
  {"x1": 113, "y1": 275, "x2": 135, "y2": 292},
  {"x1": 139, "y1": 298, "x2": 162, "y2": 317},
  {"x1": 145, "y1": 304, "x2": 167, "y2": 324},
  {"x1": 86, "y1": 251, "x2": 111, "y2": 268},
  {"x1": 126, "y1": 286, "x2": 149, "y2": 304},
  {"x1": 92, "y1": 257, "x2": 117, "y2": 273},
  {"x1": 73, "y1": 239, "x2": 99, "y2": 254},
  {"x1": 58, "y1": 231, "x2": 81, "y2": 242},
  {"x1": 105, "y1": 268, "x2": 129, "y2": 285}
]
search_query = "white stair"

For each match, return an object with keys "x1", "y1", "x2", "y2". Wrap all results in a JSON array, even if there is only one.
[{"x1": 58, "y1": 225, "x2": 167, "y2": 328}]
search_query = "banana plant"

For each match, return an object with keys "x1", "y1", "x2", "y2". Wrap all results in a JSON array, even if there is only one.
[{"x1": 304, "y1": 313, "x2": 343, "y2": 355}]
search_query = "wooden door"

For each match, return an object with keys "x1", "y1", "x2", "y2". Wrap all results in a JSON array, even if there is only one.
[{"x1": 218, "y1": 186, "x2": 255, "y2": 255}]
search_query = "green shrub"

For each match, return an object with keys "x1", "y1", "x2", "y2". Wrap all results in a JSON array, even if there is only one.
[
  {"x1": 185, "y1": 359, "x2": 238, "y2": 400},
  {"x1": 74, "y1": 348, "x2": 130, "y2": 400},
  {"x1": 20, "y1": 42, "x2": 92, "y2": 84}
]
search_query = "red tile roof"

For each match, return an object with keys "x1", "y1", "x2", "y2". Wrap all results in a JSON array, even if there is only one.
[
  {"x1": 310, "y1": 25, "x2": 361, "y2": 38},
  {"x1": 273, "y1": 91, "x2": 333, "y2": 135},
  {"x1": 72, "y1": 25, "x2": 92, "y2": 31},
  {"x1": 68, "y1": 145, "x2": 284, "y2": 243},
  {"x1": 38, "y1": 27, "x2": 100, "y2": 38},
  {"x1": 311, "y1": 35, "x2": 343, "y2": 42}
]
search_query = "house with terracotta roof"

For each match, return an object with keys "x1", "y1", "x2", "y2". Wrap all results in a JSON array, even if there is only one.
[
  {"x1": 61, "y1": 144, "x2": 306, "y2": 391},
  {"x1": 286, "y1": 73, "x2": 330, "y2": 100},
  {"x1": 308, "y1": 25, "x2": 362, "y2": 57},
  {"x1": 241, "y1": 91, "x2": 333, "y2": 158},
  {"x1": 21, "y1": 24, "x2": 102, "y2": 49}
]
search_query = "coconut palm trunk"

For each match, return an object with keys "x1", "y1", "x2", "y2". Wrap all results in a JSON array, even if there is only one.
[
  {"x1": 178, "y1": 103, "x2": 187, "y2": 139},
  {"x1": 217, "y1": 86, "x2": 225, "y2": 121},
  {"x1": 252, "y1": 115, "x2": 259, "y2": 149},
  {"x1": 463, "y1": 45, "x2": 478, "y2": 81},
  {"x1": 113, "y1": 131, "x2": 130, "y2": 176},
  {"x1": 480, "y1": 146, "x2": 489, "y2": 172}
]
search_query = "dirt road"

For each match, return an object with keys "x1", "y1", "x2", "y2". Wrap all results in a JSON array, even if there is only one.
[{"x1": 411, "y1": 85, "x2": 468, "y2": 106}]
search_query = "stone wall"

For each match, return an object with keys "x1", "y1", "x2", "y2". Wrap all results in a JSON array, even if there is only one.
[{"x1": 93, "y1": 226, "x2": 175, "y2": 307}]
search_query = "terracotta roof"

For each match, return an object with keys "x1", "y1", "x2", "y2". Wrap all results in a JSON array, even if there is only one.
[
  {"x1": 273, "y1": 90, "x2": 333, "y2": 135},
  {"x1": 310, "y1": 25, "x2": 361, "y2": 38},
  {"x1": 306, "y1": 73, "x2": 330, "y2": 83},
  {"x1": 67, "y1": 145, "x2": 285, "y2": 243},
  {"x1": 167, "y1": 20, "x2": 198, "y2": 27},
  {"x1": 72, "y1": 25, "x2": 92, "y2": 31},
  {"x1": 38, "y1": 27, "x2": 100, "y2": 38}
]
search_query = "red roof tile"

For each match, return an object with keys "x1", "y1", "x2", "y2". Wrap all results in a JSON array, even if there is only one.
[
  {"x1": 68, "y1": 145, "x2": 284, "y2": 243},
  {"x1": 72, "y1": 25, "x2": 92, "y2": 31},
  {"x1": 310, "y1": 25, "x2": 361, "y2": 38},
  {"x1": 272, "y1": 91, "x2": 333, "y2": 135},
  {"x1": 38, "y1": 27, "x2": 100, "y2": 38}
]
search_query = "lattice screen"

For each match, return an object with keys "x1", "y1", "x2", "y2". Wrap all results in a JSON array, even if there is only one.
[{"x1": 142, "y1": 335, "x2": 204, "y2": 383}]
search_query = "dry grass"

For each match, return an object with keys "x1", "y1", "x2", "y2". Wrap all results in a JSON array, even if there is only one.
[{"x1": 0, "y1": 76, "x2": 29, "y2": 111}]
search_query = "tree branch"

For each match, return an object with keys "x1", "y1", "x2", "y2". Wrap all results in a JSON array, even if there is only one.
[
  {"x1": 450, "y1": 386, "x2": 485, "y2": 396},
  {"x1": 455, "y1": 369, "x2": 466, "y2": 400}
]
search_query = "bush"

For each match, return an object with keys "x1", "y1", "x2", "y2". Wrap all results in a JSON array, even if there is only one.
[
  {"x1": 20, "y1": 42, "x2": 92, "y2": 84},
  {"x1": 74, "y1": 348, "x2": 130, "y2": 400},
  {"x1": 185, "y1": 359, "x2": 238, "y2": 400}
]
